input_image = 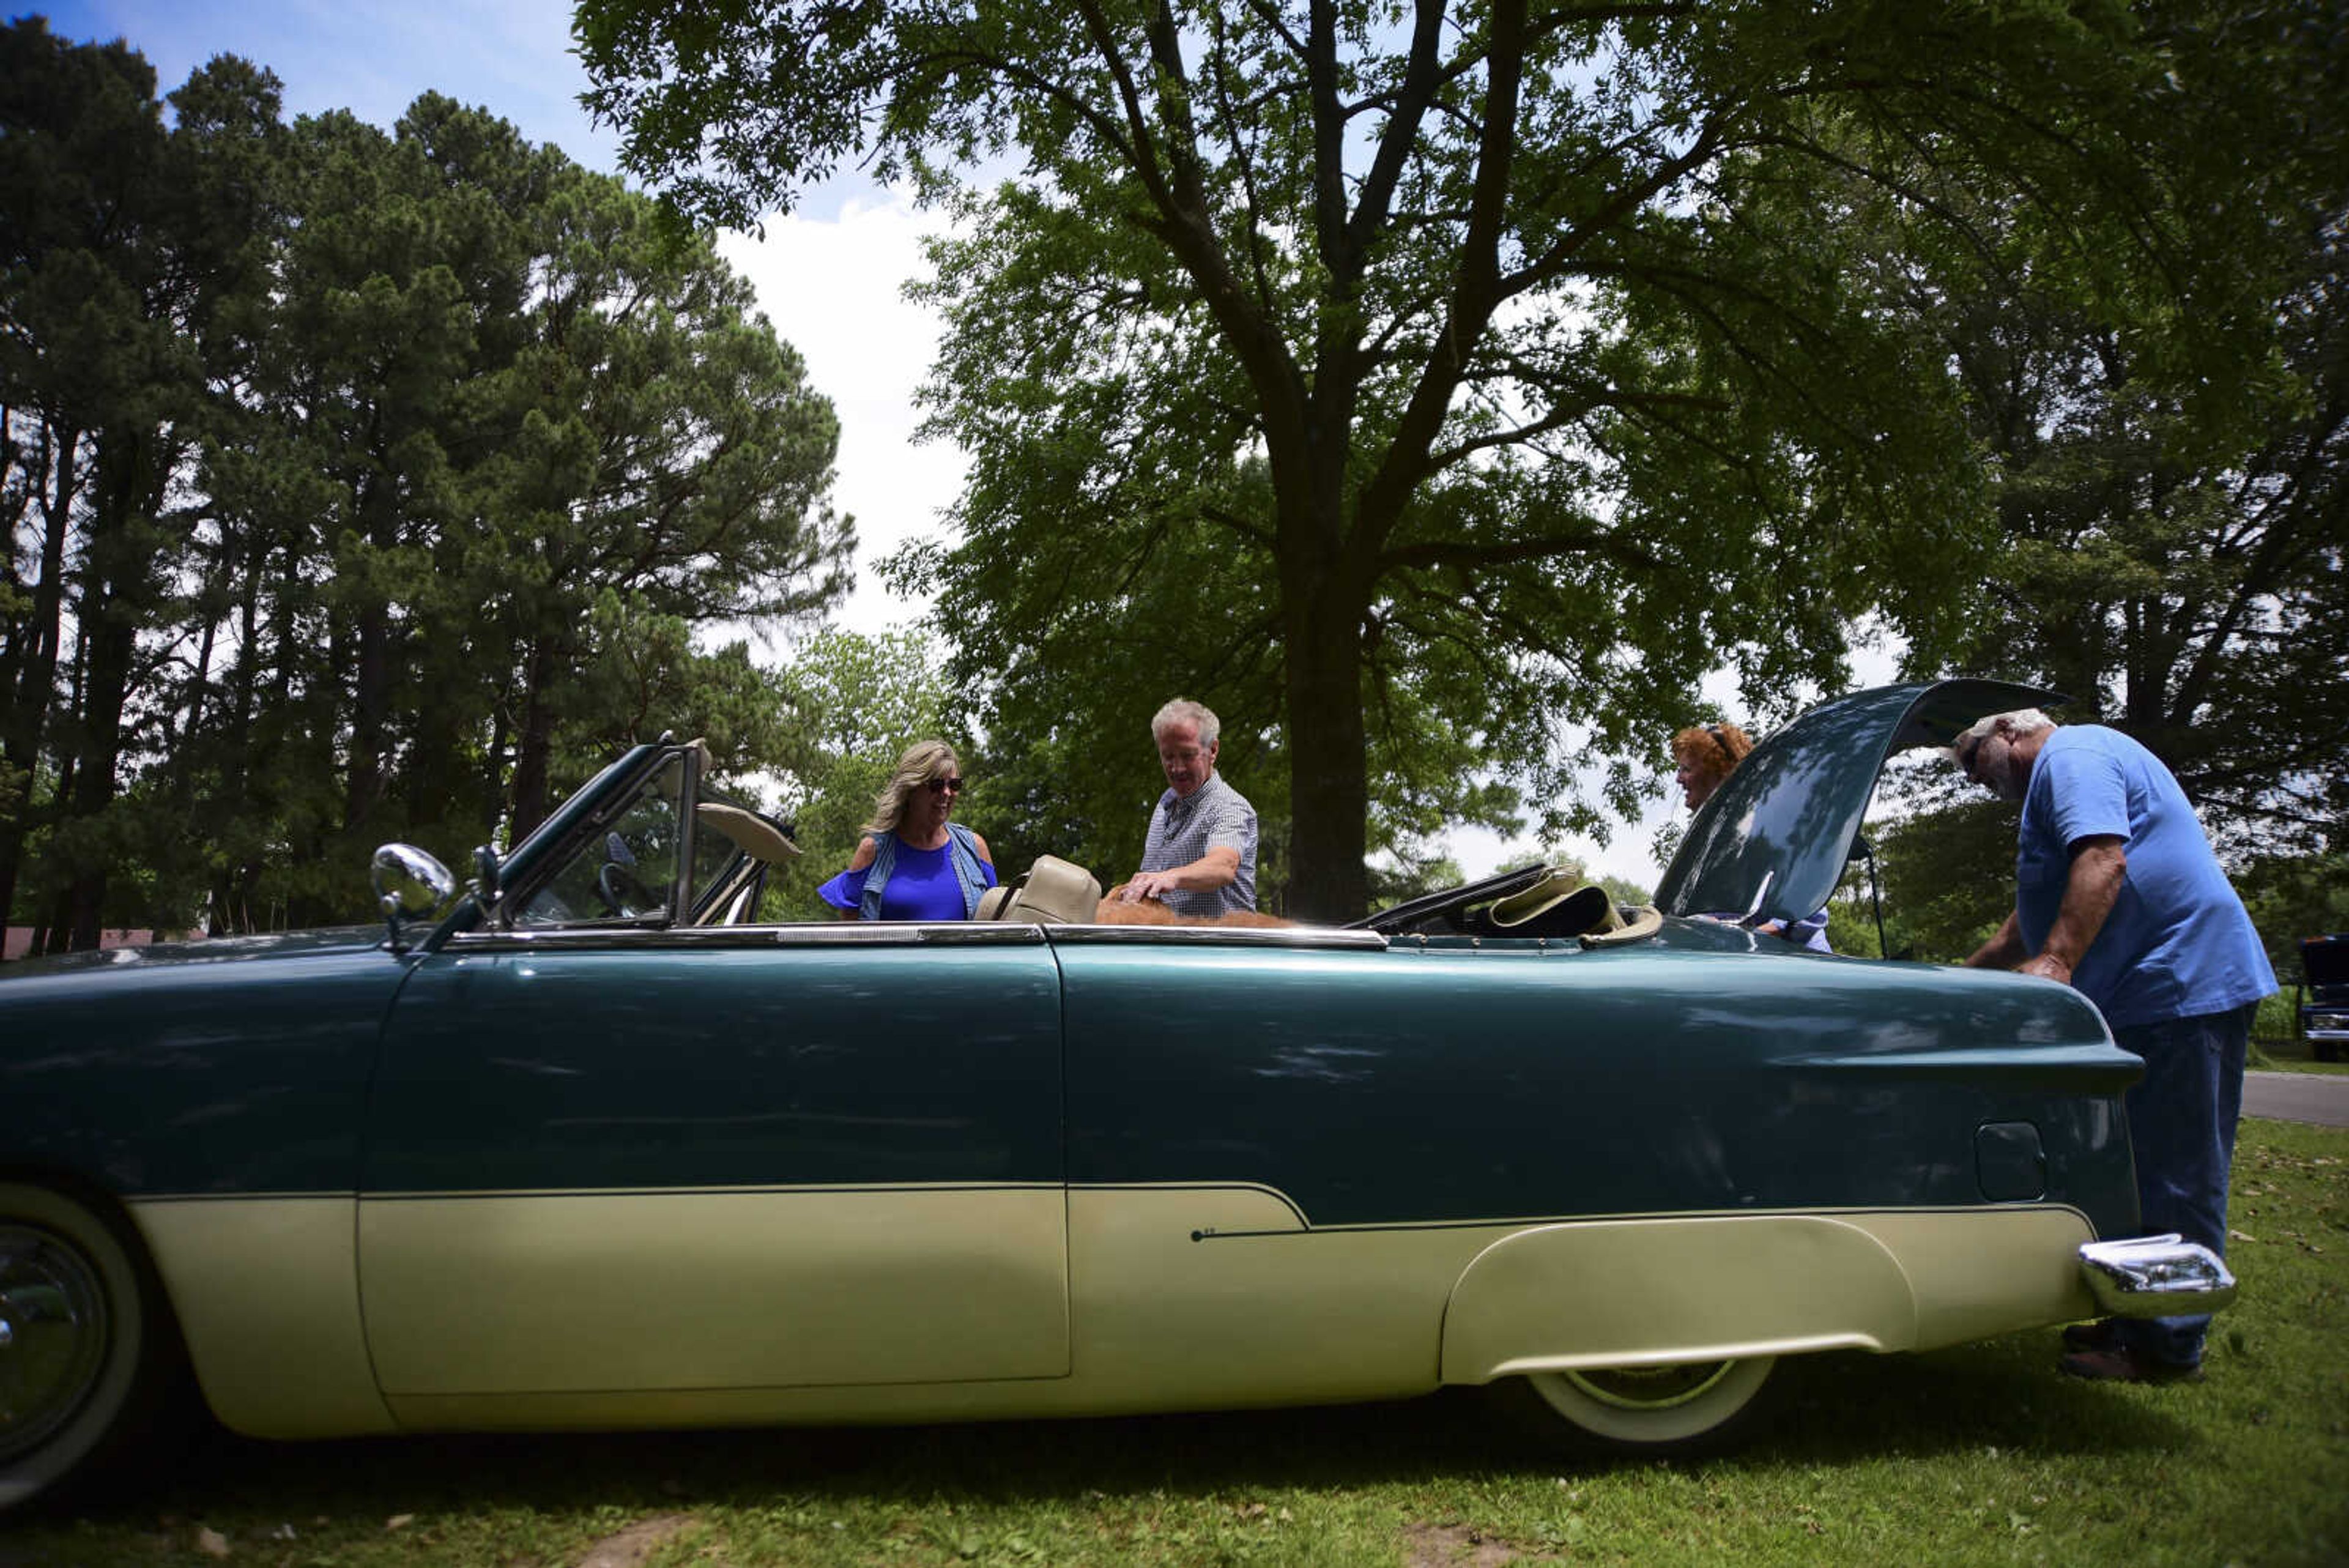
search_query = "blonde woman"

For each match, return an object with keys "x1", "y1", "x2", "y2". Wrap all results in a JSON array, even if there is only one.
[{"x1": 817, "y1": 740, "x2": 996, "y2": 920}]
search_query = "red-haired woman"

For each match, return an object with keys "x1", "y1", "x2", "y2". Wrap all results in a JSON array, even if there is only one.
[{"x1": 1669, "y1": 721, "x2": 1752, "y2": 811}]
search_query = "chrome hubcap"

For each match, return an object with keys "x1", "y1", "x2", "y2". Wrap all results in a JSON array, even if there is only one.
[{"x1": 0, "y1": 1223, "x2": 109, "y2": 1462}]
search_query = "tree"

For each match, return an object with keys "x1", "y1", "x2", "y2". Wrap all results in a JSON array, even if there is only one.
[
  {"x1": 1896, "y1": 0, "x2": 2348, "y2": 855},
  {"x1": 4, "y1": 31, "x2": 854, "y2": 947},
  {"x1": 470, "y1": 140, "x2": 854, "y2": 839},
  {"x1": 1866, "y1": 790, "x2": 2018, "y2": 962},
  {"x1": 1840, "y1": 0, "x2": 2347, "y2": 970},
  {"x1": 168, "y1": 94, "x2": 854, "y2": 928},
  {"x1": 581, "y1": 0, "x2": 2196, "y2": 917},
  {"x1": 2236, "y1": 850, "x2": 2349, "y2": 998},
  {"x1": 0, "y1": 24, "x2": 281, "y2": 947}
]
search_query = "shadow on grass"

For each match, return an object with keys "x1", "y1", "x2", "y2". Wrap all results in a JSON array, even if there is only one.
[
  {"x1": 1753, "y1": 1334, "x2": 2202, "y2": 1465},
  {"x1": 61, "y1": 1332, "x2": 2206, "y2": 1525}
]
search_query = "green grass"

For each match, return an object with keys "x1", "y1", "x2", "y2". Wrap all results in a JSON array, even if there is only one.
[
  {"x1": 7, "y1": 1120, "x2": 2344, "y2": 1568},
  {"x1": 2250, "y1": 1036, "x2": 2349, "y2": 1074}
]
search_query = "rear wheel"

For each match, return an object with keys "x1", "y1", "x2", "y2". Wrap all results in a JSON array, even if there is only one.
[
  {"x1": 0, "y1": 1183, "x2": 171, "y2": 1511},
  {"x1": 1503, "y1": 1356, "x2": 1776, "y2": 1454}
]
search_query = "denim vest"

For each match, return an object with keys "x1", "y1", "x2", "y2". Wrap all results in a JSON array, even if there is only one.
[{"x1": 858, "y1": 823, "x2": 988, "y2": 920}]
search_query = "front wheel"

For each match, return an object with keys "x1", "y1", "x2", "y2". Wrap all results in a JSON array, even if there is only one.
[
  {"x1": 1501, "y1": 1356, "x2": 1777, "y2": 1455},
  {"x1": 0, "y1": 1183, "x2": 173, "y2": 1511}
]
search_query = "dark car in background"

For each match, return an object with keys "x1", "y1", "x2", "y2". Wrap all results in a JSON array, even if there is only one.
[{"x1": 2300, "y1": 935, "x2": 2349, "y2": 1062}]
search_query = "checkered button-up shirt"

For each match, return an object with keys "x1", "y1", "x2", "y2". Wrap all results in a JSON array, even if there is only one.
[{"x1": 1140, "y1": 772, "x2": 1258, "y2": 916}]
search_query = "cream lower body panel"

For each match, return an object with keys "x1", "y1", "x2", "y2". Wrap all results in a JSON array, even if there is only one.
[
  {"x1": 1849, "y1": 1208, "x2": 2098, "y2": 1350},
  {"x1": 387, "y1": 1183, "x2": 1466, "y2": 1432},
  {"x1": 130, "y1": 1197, "x2": 396, "y2": 1440},
  {"x1": 133, "y1": 1185, "x2": 2099, "y2": 1440},
  {"x1": 384, "y1": 1194, "x2": 2099, "y2": 1435},
  {"x1": 1439, "y1": 1206, "x2": 2098, "y2": 1383},
  {"x1": 360, "y1": 1186, "x2": 1069, "y2": 1395}
]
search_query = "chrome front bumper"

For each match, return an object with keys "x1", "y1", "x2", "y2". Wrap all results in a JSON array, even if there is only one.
[{"x1": 2077, "y1": 1234, "x2": 2238, "y2": 1318}]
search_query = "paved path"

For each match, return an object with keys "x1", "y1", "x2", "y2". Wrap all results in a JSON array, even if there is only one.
[{"x1": 2243, "y1": 1069, "x2": 2349, "y2": 1128}]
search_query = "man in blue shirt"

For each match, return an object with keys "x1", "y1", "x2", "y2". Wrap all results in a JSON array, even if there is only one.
[
  {"x1": 1953, "y1": 708, "x2": 2276, "y2": 1382},
  {"x1": 1118, "y1": 698, "x2": 1259, "y2": 917}
]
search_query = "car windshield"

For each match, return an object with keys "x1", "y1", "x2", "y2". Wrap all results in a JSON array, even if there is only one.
[{"x1": 518, "y1": 756, "x2": 686, "y2": 925}]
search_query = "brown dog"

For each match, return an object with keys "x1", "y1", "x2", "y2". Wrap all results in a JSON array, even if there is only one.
[{"x1": 1097, "y1": 883, "x2": 1294, "y2": 928}]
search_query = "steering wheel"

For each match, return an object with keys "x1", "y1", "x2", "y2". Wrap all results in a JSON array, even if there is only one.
[{"x1": 596, "y1": 861, "x2": 661, "y2": 917}]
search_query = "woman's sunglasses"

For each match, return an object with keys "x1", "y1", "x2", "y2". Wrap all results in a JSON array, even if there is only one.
[{"x1": 924, "y1": 776, "x2": 965, "y2": 795}]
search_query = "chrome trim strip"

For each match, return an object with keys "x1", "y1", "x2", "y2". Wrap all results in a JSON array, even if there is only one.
[
  {"x1": 2077, "y1": 1233, "x2": 2238, "y2": 1318},
  {"x1": 1044, "y1": 923, "x2": 1389, "y2": 950},
  {"x1": 128, "y1": 1186, "x2": 2095, "y2": 1247},
  {"x1": 447, "y1": 923, "x2": 1048, "y2": 953},
  {"x1": 358, "y1": 1180, "x2": 1068, "y2": 1202}
]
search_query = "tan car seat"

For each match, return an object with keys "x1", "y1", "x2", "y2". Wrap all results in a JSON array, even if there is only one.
[{"x1": 981, "y1": 856, "x2": 1104, "y2": 923}]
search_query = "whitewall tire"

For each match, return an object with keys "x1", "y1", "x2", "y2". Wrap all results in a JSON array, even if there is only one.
[
  {"x1": 1506, "y1": 1356, "x2": 1778, "y2": 1454},
  {"x1": 0, "y1": 1183, "x2": 173, "y2": 1510}
]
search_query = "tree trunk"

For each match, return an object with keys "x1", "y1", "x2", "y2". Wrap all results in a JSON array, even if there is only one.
[
  {"x1": 342, "y1": 466, "x2": 397, "y2": 842},
  {"x1": 1266, "y1": 382, "x2": 1378, "y2": 921},
  {"x1": 481, "y1": 702, "x2": 512, "y2": 847},
  {"x1": 0, "y1": 425, "x2": 79, "y2": 938},
  {"x1": 1280, "y1": 582, "x2": 1371, "y2": 922},
  {"x1": 509, "y1": 636, "x2": 561, "y2": 839},
  {"x1": 206, "y1": 531, "x2": 267, "y2": 935},
  {"x1": 343, "y1": 595, "x2": 391, "y2": 836},
  {"x1": 62, "y1": 427, "x2": 168, "y2": 950}
]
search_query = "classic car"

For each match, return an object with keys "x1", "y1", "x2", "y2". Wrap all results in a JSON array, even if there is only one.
[
  {"x1": 0, "y1": 679, "x2": 2236, "y2": 1509},
  {"x1": 2300, "y1": 934, "x2": 2349, "y2": 1063}
]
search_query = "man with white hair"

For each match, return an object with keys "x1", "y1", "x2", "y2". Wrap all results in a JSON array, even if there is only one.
[
  {"x1": 1951, "y1": 708, "x2": 2275, "y2": 1383},
  {"x1": 1119, "y1": 697, "x2": 1258, "y2": 916}
]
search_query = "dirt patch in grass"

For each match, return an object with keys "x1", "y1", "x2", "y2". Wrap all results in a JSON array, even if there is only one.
[
  {"x1": 573, "y1": 1511, "x2": 696, "y2": 1567},
  {"x1": 1402, "y1": 1520, "x2": 1550, "y2": 1566}
]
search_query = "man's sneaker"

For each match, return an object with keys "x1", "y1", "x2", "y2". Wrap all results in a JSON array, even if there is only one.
[
  {"x1": 2058, "y1": 1345, "x2": 2203, "y2": 1384},
  {"x1": 2060, "y1": 1318, "x2": 2120, "y2": 1353}
]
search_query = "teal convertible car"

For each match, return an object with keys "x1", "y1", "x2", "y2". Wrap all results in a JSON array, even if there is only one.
[{"x1": 0, "y1": 680, "x2": 2235, "y2": 1507}]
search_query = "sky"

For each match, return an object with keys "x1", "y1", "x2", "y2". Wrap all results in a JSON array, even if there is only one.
[{"x1": 25, "y1": 0, "x2": 1883, "y2": 890}]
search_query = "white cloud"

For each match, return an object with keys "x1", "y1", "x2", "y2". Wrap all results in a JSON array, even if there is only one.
[{"x1": 718, "y1": 201, "x2": 968, "y2": 644}]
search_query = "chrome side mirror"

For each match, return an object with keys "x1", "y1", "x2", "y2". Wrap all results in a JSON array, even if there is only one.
[{"x1": 373, "y1": 843, "x2": 456, "y2": 952}]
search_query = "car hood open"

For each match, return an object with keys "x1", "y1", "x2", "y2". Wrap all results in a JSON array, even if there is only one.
[{"x1": 1655, "y1": 679, "x2": 2064, "y2": 928}]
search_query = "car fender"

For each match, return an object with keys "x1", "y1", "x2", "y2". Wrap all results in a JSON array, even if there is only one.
[{"x1": 1438, "y1": 1214, "x2": 1917, "y2": 1381}]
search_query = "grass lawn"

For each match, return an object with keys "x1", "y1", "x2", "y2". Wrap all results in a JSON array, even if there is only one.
[
  {"x1": 2251, "y1": 1047, "x2": 2349, "y2": 1077},
  {"x1": 6, "y1": 1120, "x2": 2343, "y2": 1568}
]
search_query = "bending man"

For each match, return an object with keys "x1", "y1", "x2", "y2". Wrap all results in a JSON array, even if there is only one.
[
  {"x1": 1951, "y1": 707, "x2": 2274, "y2": 1383},
  {"x1": 1119, "y1": 698, "x2": 1258, "y2": 916}
]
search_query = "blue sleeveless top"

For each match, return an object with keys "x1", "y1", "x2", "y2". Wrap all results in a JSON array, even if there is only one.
[{"x1": 817, "y1": 824, "x2": 995, "y2": 920}]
